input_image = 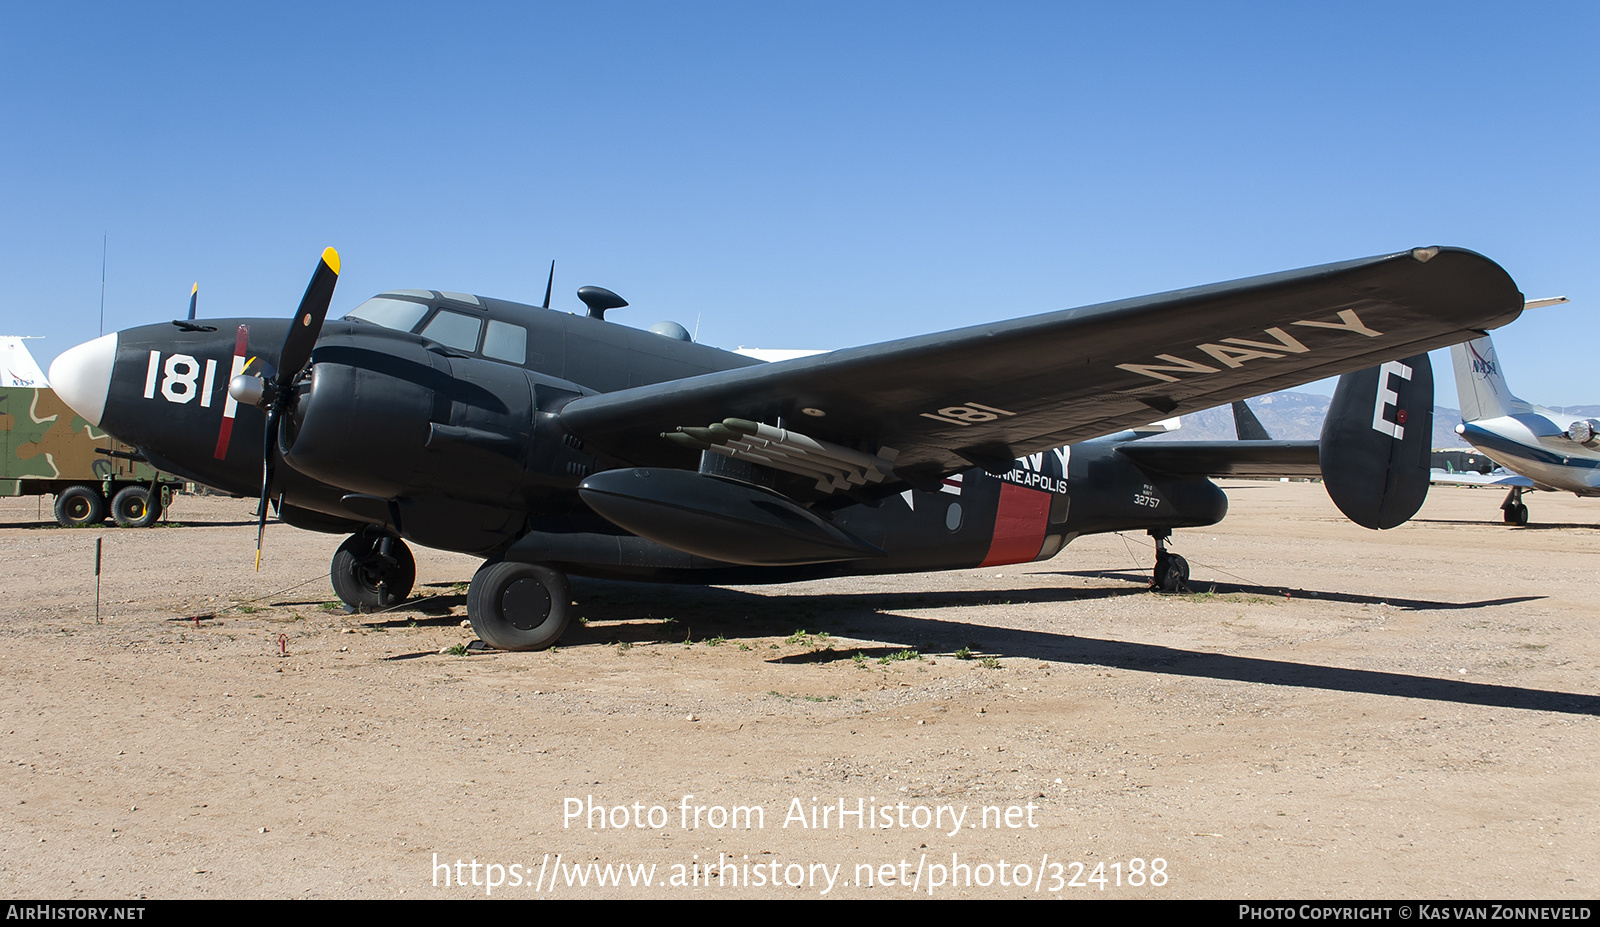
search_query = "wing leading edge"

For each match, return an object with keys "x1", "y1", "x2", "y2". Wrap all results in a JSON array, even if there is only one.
[{"x1": 559, "y1": 247, "x2": 1521, "y2": 488}]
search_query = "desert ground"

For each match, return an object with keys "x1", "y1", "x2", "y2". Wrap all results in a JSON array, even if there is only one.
[{"x1": 0, "y1": 480, "x2": 1595, "y2": 899}]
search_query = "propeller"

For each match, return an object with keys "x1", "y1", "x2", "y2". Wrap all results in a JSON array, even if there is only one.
[{"x1": 228, "y1": 247, "x2": 341, "y2": 569}]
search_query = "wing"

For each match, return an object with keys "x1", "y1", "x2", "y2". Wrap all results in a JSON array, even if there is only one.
[
  {"x1": 1429, "y1": 470, "x2": 1537, "y2": 489},
  {"x1": 559, "y1": 247, "x2": 1522, "y2": 491}
]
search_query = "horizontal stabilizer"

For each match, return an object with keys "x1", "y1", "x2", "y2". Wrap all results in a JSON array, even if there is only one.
[{"x1": 1116, "y1": 440, "x2": 1320, "y2": 478}]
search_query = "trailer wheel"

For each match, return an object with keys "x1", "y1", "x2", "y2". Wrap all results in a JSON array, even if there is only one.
[
  {"x1": 54, "y1": 485, "x2": 106, "y2": 527},
  {"x1": 111, "y1": 486, "x2": 161, "y2": 528}
]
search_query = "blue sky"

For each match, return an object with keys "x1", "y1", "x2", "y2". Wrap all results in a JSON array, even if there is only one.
[{"x1": 3, "y1": 2, "x2": 1595, "y2": 406}]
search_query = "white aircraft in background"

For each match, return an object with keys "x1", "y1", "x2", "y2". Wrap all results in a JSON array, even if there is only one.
[{"x1": 1442, "y1": 298, "x2": 1599, "y2": 525}]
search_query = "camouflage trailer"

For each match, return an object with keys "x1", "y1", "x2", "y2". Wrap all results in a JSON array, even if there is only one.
[{"x1": 0, "y1": 337, "x2": 185, "y2": 527}]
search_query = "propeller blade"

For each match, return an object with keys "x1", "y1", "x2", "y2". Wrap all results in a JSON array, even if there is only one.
[
  {"x1": 542, "y1": 260, "x2": 555, "y2": 309},
  {"x1": 276, "y1": 247, "x2": 340, "y2": 388},
  {"x1": 253, "y1": 247, "x2": 339, "y2": 570},
  {"x1": 187, "y1": 283, "x2": 198, "y2": 321},
  {"x1": 255, "y1": 407, "x2": 277, "y2": 571}
]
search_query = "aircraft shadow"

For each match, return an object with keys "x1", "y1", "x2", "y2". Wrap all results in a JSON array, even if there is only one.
[
  {"x1": 0, "y1": 519, "x2": 259, "y2": 529},
  {"x1": 553, "y1": 579, "x2": 1593, "y2": 716},
  {"x1": 950, "y1": 623, "x2": 1600, "y2": 716},
  {"x1": 1044, "y1": 570, "x2": 1544, "y2": 611},
  {"x1": 265, "y1": 591, "x2": 467, "y2": 625},
  {"x1": 1414, "y1": 518, "x2": 1598, "y2": 530}
]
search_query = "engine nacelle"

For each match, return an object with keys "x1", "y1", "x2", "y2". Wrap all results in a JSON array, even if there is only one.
[{"x1": 278, "y1": 338, "x2": 592, "y2": 506}]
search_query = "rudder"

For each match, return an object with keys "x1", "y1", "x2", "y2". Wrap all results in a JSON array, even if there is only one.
[
  {"x1": 1319, "y1": 353, "x2": 1433, "y2": 529},
  {"x1": 1449, "y1": 334, "x2": 1514, "y2": 423}
]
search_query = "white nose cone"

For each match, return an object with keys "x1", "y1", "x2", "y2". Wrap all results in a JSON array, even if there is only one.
[{"x1": 48, "y1": 333, "x2": 118, "y2": 427}]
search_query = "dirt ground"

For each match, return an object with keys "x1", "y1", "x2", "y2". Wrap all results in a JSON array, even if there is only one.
[{"x1": 0, "y1": 480, "x2": 1595, "y2": 900}]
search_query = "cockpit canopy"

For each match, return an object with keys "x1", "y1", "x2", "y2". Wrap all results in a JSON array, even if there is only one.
[{"x1": 345, "y1": 290, "x2": 529, "y2": 365}]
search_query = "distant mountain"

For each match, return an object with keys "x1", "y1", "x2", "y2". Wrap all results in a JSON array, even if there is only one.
[{"x1": 1141, "y1": 390, "x2": 1469, "y2": 449}]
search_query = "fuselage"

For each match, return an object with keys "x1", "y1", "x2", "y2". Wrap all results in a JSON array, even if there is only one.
[
  {"x1": 1458, "y1": 414, "x2": 1600, "y2": 495},
  {"x1": 49, "y1": 289, "x2": 1229, "y2": 581}
]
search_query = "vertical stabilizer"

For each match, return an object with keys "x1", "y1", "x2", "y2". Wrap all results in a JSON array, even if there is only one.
[
  {"x1": 1450, "y1": 335, "x2": 1515, "y2": 423},
  {"x1": 0, "y1": 337, "x2": 49, "y2": 388},
  {"x1": 1231, "y1": 400, "x2": 1271, "y2": 441},
  {"x1": 1320, "y1": 353, "x2": 1434, "y2": 529}
]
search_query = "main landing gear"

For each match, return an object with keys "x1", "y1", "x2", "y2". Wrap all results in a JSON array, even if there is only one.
[
  {"x1": 1149, "y1": 529, "x2": 1190, "y2": 594},
  {"x1": 330, "y1": 532, "x2": 416, "y2": 612},
  {"x1": 465, "y1": 560, "x2": 572, "y2": 651},
  {"x1": 1501, "y1": 487, "x2": 1530, "y2": 527}
]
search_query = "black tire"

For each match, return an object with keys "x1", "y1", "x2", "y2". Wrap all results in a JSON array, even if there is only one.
[
  {"x1": 330, "y1": 534, "x2": 416, "y2": 612},
  {"x1": 466, "y1": 560, "x2": 571, "y2": 651},
  {"x1": 1512, "y1": 503, "x2": 1530, "y2": 527},
  {"x1": 111, "y1": 486, "x2": 160, "y2": 528},
  {"x1": 1158, "y1": 554, "x2": 1190, "y2": 594},
  {"x1": 54, "y1": 485, "x2": 105, "y2": 527}
]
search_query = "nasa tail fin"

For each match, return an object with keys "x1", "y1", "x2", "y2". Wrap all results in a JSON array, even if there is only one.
[
  {"x1": 1319, "y1": 353, "x2": 1434, "y2": 529},
  {"x1": 1450, "y1": 334, "x2": 1516, "y2": 423}
]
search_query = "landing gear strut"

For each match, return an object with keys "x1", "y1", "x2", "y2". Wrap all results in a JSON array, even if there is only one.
[
  {"x1": 466, "y1": 560, "x2": 571, "y2": 651},
  {"x1": 1149, "y1": 529, "x2": 1190, "y2": 593},
  {"x1": 330, "y1": 532, "x2": 416, "y2": 612},
  {"x1": 1501, "y1": 487, "x2": 1530, "y2": 526}
]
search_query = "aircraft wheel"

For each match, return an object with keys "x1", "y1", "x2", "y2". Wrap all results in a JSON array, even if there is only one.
[
  {"x1": 1157, "y1": 554, "x2": 1190, "y2": 594},
  {"x1": 111, "y1": 486, "x2": 161, "y2": 528},
  {"x1": 54, "y1": 485, "x2": 106, "y2": 527},
  {"x1": 1509, "y1": 503, "x2": 1530, "y2": 527},
  {"x1": 466, "y1": 560, "x2": 571, "y2": 651},
  {"x1": 330, "y1": 534, "x2": 416, "y2": 612}
]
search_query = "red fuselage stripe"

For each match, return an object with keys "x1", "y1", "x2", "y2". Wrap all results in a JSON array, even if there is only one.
[
  {"x1": 213, "y1": 325, "x2": 249, "y2": 460},
  {"x1": 979, "y1": 482, "x2": 1051, "y2": 567}
]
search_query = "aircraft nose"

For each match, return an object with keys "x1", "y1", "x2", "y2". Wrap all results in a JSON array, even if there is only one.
[{"x1": 48, "y1": 333, "x2": 118, "y2": 427}]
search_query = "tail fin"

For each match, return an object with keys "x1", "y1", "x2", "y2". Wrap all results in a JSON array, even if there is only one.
[
  {"x1": 1450, "y1": 334, "x2": 1515, "y2": 422},
  {"x1": 1319, "y1": 353, "x2": 1434, "y2": 529},
  {"x1": 1231, "y1": 400, "x2": 1271, "y2": 440}
]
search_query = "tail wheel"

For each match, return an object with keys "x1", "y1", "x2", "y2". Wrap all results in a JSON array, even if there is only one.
[
  {"x1": 330, "y1": 534, "x2": 416, "y2": 612},
  {"x1": 54, "y1": 485, "x2": 106, "y2": 527},
  {"x1": 111, "y1": 486, "x2": 161, "y2": 528},
  {"x1": 466, "y1": 561, "x2": 571, "y2": 651},
  {"x1": 1157, "y1": 553, "x2": 1190, "y2": 593}
]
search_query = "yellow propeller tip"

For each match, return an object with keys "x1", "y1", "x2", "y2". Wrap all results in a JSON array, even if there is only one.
[
  {"x1": 191, "y1": 282, "x2": 198, "y2": 293},
  {"x1": 321, "y1": 247, "x2": 340, "y2": 275}
]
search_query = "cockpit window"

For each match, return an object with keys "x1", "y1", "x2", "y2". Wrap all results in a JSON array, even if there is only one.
[
  {"x1": 482, "y1": 319, "x2": 528, "y2": 364},
  {"x1": 420, "y1": 309, "x2": 483, "y2": 352},
  {"x1": 345, "y1": 297, "x2": 430, "y2": 332}
]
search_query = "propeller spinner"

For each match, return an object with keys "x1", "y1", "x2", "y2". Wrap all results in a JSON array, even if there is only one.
[{"x1": 228, "y1": 247, "x2": 341, "y2": 568}]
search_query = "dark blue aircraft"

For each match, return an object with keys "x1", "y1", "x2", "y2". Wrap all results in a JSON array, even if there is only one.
[{"x1": 48, "y1": 246, "x2": 1523, "y2": 649}]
